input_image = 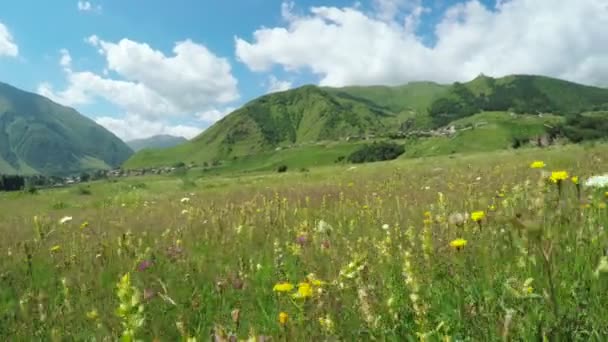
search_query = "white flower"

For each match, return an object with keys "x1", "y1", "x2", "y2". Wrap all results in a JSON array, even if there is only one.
[
  {"x1": 584, "y1": 174, "x2": 608, "y2": 188},
  {"x1": 235, "y1": 225, "x2": 243, "y2": 234},
  {"x1": 382, "y1": 224, "x2": 390, "y2": 230},
  {"x1": 180, "y1": 197, "x2": 191, "y2": 204},
  {"x1": 316, "y1": 220, "x2": 333, "y2": 234},
  {"x1": 59, "y1": 216, "x2": 73, "y2": 224},
  {"x1": 181, "y1": 209, "x2": 189, "y2": 215},
  {"x1": 256, "y1": 263, "x2": 262, "y2": 271}
]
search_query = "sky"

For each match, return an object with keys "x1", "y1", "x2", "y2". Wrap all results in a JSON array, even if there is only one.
[{"x1": 0, "y1": 0, "x2": 607, "y2": 141}]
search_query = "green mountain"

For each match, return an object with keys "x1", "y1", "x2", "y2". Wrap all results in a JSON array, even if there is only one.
[
  {"x1": 0, "y1": 81, "x2": 133, "y2": 176},
  {"x1": 127, "y1": 135, "x2": 188, "y2": 152},
  {"x1": 124, "y1": 75, "x2": 608, "y2": 170},
  {"x1": 428, "y1": 74, "x2": 608, "y2": 126}
]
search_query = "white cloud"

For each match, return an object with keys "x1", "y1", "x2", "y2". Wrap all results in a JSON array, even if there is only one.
[
  {"x1": 43, "y1": 38, "x2": 239, "y2": 118},
  {"x1": 197, "y1": 107, "x2": 236, "y2": 123},
  {"x1": 266, "y1": 75, "x2": 292, "y2": 93},
  {"x1": 77, "y1": 1, "x2": 101, "y2": 13},
  {"x1": 0, "y1": 22, "x2": 18, "y2": 57},
  {"x1": 39, "y1": 38, "x2": 239, "y2": 140},
  {"x1": 95, "y1": 114, "x2": 202, "y2": 141},
  {"x1": 236, "y1": 0, "x2": 608, "y2": 87},
  {"x1": 59, "y1": 49, "x2": 72, "y2": 68}
]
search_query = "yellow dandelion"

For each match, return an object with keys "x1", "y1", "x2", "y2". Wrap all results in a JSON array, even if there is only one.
[
  {"x1": 571, "y1": 176, "x2": 579, "y2": 185},
  {"x1": 530, "y1": 161, "x2": 545, "y2": 169},
  {"x1": 279, "y1": 312, "x2": 289, "y2": 325},
  {"x1": 449, "y1": 238, "x2": 467, "y2": 250},
  {"x1": 292, "y1": 282, "x2": 313, "y2": 299},
  {"x1": 549, "y1": 171, "x2": 569, "y2": 183},
  {"x1": 471, "y1": 211, "x2": 485, "y2": 222},
  {"x1": 306, "y1": 273, "x2": 326, "y2": 287},
  {"x1": 273, "y1": 282, "x2": 294, "y2": 293},
  {"x1": 50, "y1": 245, "x2": 61, "y2": 253}
]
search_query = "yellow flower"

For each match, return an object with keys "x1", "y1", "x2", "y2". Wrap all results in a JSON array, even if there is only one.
[
  {"x1": 86, "y1": 309, "x2": 99, "y2": 320},
  {"x1": 549, "y1": 171, "x2": 569, "y2": 183},
  {"x1": 279, "y1": 312, "x2": 289, "y2": 325},
  {"x1": 273, "y1": 282, "x2": 294, "y2": 293},
  {"x1": 449, "y1": 239, "x2": 467, "y2": 250},
  {"x1": 306, "y1": 273, "x2": 326, "y2": 287},
  {"x1": 471, "y1": 211, "x2": 485, "y2": 222},
  {"x1": 292, "y1": 282, "x2": 313, "y2": 299},
  {"x1": 80, "y1": 221, "x2": 89, "y2": 229},
  {"x1": 50, "y1": 245, "x2": 61, "y2": 253},
  {"x1": 571, "y1": 176, "x2": 579, "y2": 185},
  {"x1": 530, "y1": 161, "x2": 546, "y2": 169}
]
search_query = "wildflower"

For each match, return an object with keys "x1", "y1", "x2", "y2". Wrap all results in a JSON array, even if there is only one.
[
  {"x1": 522, "y1": 278, "x2": 534, "y2": 294},
  {"x1": 471, "y1": 211, "x2": 485, "y2": 222},
  {"x1": 80, "y1": 221, "x2": 89, "y2": 229},
  {"x1": 86, "y1": 309, "x2": 99, "y2": 320},
  {"x1": 306, "y1": 273, "x2": 326, "y2": 287},
  {"x1": 585, "y1": 174, "x2": 608, "y2": 188},
  {"x1": 594, "y1": 256, "x2": 608, "y2": 278},
  {"x1": 181, "y1": 209, "x2": 189, "y2": 215},
  {"x1": 318, "y1": 314, "x2": 335, "y2": 333},
  {"x1": 292, "y1": 282, "x2": 313, "y2": 299},
  {"x1": 59, "y1": 216, "x2": 73, "y2": 225},
  {"x1": 449, "y1": 239, "x2": 467, "y2": 251},
  {"x1": 448, "y1": 212, "x2": 465, "y2": 226},
  {"x1": 316, "y1": 220, "x2": 333, "y2": 234},
  {"x1": 549, "y1": 171, "x2": 569, "y2": 183},
  {"x1": 273, "y1": 282, "x2": 294, "y2": 293},
  {"x1": 136, "y1": 260, "x2": 153, "y2": 272},
  {"x1": 530, "y1": 161, "x2": 546, "y2": 169},
  {"x1": 50, "y1": 245, "x2": 61, "y2": 253},
  {"x1": 278, "y1": 312, "x2": 289, "y2": 325},
  {"x1": 180, "y1": 197, "x2": 191, "y2": 204},
  {"x1": 382, "y1": 224, "x2": 390, "y2": 231},
  {"x1": 571, "y1": 176, "x2": 579, "y2": 185},
  {"x1": 296, "y1": 233, "x2": 308, "y2": 246}
]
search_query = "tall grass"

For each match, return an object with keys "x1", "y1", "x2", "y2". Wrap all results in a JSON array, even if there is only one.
[{"x1": 1, "y1": 145, "x2": 608, "y2": 340}]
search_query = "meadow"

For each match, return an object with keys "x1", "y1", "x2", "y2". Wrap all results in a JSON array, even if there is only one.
[{"x1": 2, "y1": 144, "x2": 608, "y2": 340}]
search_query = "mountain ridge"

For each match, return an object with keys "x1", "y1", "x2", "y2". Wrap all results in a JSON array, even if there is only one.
[
  {"x1": 127, "y1": 134, "x2": 188, "y2": 152},
  {"x1": 0, "y1": 81, "x2": 133, "y2": 176},
  {"x1": 123, "y1": 74, "x2": 608, "y2": 169}
]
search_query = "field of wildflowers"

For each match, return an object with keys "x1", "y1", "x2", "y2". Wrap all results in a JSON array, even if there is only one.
[{"x1": 1, "y1": 145, "x2": 608, "y2": 340}]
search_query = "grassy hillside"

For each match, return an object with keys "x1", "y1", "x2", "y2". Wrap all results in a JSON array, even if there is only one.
[
  {"x1": 125, "y1": 75, "x2": 608, "y2": 170},
  {"x1": 429, "y1": 74, "x2": 608, "y2": 126},
  {"x1": 0, "y1": 81, "x2": 133, "y2": 176}
]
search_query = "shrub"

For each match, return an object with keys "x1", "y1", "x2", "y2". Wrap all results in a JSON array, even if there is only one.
[
  {"x1": 347, "y1": 142, "x2": 405, "y2": 164},
  {"x1": 75, "y1": 185, "x2": 92, "y2": 195},
  {"x1": 277, "y1": 165, "x2": 288, "y2": 173}
]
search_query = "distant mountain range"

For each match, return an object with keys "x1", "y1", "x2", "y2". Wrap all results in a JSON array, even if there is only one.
[
  {"x1": 0, "y1": 81, "x2": 133, "y2": 176},
  {"x1": 127, "y1": 135, "x2": 188, "y2": 152},
  {"x1": 124, "y1": 74, "x2": 608, "y2": 169}
]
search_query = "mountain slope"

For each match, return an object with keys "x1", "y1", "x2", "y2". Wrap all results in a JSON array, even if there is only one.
[
  {"x1": 127, "y1": 135, "x2": 188, "y2": 152},
  {"x1": 428, "y1": 74, "x2": 608, "y2": 126},
  {"x1": 0, "y1": 81, "x2": 133, "y2": 176},
  {"x1": 125, "y1": 75, "x2": 608, "y2": 169}
]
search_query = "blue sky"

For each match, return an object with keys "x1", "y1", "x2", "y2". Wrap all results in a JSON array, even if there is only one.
[{"x1": 0, "y1": 0, "x2": 605, "y2": 140}]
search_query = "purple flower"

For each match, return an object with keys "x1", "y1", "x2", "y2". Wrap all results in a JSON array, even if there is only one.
[
  {"x1": 296, "y1": 234, "x2": 308, "y2": 246},
  {"x1": 137, "y1": 259, "x2": 153, "y2": 272}
]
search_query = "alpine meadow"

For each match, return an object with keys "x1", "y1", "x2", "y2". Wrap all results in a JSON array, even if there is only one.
[{"x1": 2, "y1": 1, "x2": 608, "y2": 341}]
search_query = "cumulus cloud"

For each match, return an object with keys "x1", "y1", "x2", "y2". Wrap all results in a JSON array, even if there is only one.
[
  {"x1": 0, "y1": 22, "x2": 18, "y2": 57},
  {"x1": 77, "y1": 1, "x2": 101, "y2": 13},
  {"x1": 266, "y1": 75, "x2": 292, "y2": 93},
  {"x1": 39, "y1": 37, "x2": 239, "y2": 139},
  {"x1": 196, "y1": 107, "x2": 236, "y2": 123},
  {"x1": 236, "y1": 0, "x2": 608, "y2": 87},
  {"x1": 95, "y1": 114, "x2": 202, "y2": 141}
]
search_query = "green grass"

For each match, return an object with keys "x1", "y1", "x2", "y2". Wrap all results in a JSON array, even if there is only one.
[{"x1": 2, "y1": 144, "x2": 608, "y2": 340}]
